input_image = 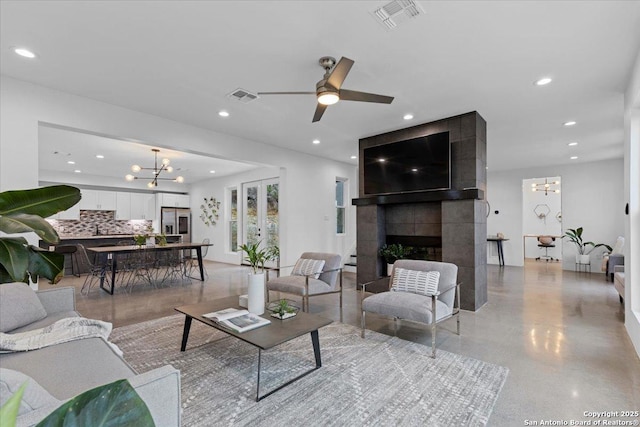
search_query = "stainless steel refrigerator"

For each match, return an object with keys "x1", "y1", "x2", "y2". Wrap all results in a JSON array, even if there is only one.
[{"x1": 161, "y1": 208, "x2": 191, "y2": 243}]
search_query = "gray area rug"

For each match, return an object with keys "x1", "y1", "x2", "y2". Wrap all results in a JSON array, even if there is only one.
[{"x1": 111, "y1": 315, "x2": 508, "y2": 427}]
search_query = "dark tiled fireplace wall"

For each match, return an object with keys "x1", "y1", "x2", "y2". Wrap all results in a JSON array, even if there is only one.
[{"x1": 353, "y1": 111, "x2": 487, "y2": 311}]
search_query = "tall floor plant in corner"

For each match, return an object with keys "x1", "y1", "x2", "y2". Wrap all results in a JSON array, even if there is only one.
[
  {"x1": 563, "y1": 227, "x2": 612, "y2": 265},
  {"x1": 0, "y1": 185, "x2": 81, "y2": 284}
]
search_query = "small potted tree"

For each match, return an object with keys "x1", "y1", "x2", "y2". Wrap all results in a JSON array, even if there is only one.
[{"x1": 563, "y1": 227, "x2": 612, "y2": 265}]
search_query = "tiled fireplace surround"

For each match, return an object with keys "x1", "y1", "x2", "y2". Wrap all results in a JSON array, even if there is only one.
[{"x1": 354, "y1": 111, "x2": 487, "y2": 311}]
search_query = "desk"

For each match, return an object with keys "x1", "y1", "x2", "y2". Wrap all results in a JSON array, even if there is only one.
[
  {"x1": 487, "y1": 237, "x2": 509, "y2": 266},
  {"x1": 88, "y1": 242, "x2": 212, "y2": 294},
  {"x1": 523, "y1": 234, "x2": 562, "y2": 261}
]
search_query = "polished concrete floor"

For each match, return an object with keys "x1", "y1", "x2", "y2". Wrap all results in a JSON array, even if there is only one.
[{"x1": 42, "y1": 259, "x2": 640, "y2": 426}]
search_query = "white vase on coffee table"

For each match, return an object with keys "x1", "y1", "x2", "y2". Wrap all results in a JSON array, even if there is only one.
[{"x1": 247, "y1": 272, "x2": 266, "y2": 315}]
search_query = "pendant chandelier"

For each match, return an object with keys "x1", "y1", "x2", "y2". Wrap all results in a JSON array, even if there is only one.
[
  {"x1": 531, "y1": 178, "x2": 560, "y2": 195},
  {"x1": 125, "y1": 149, "x2": 184, "y2": 188}
]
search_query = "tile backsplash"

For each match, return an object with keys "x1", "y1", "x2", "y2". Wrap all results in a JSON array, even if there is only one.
[{"x1": 48, "y1": 210, "x2": 152, "y2": 237}]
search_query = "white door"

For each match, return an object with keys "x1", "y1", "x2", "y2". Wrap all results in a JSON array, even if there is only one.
[{"x1": 242, "y1": 178, "x2": 279, "y2": 268}]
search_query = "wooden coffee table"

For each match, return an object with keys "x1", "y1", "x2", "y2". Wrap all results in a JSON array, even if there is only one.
[{"x1": 175, "y1": 296, "x2": 332, "y2": 401}]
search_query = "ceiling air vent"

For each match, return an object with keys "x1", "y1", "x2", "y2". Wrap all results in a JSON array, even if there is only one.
[
  {"x1": 371, "y1": 0, "x2": 424, "y2": 30},
  {"x1": 227, "y1": 88, "x2": 259, "y2": 103}
]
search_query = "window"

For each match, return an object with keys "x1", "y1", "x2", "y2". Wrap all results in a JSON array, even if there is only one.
[
  {"x1": 228, "y1": 187, "x2": 238, "y2": 252},
  {"x1": 336, "y1": 179, "x2": 347, "y2": 234}
]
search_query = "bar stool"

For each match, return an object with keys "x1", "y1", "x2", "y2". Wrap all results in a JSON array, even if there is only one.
[{"x1": 53, "y1": 244, "x2": 80, "y2": 278}]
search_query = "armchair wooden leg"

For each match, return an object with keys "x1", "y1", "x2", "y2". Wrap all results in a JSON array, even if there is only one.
[{"x1": 361, "y1": 311, "x2": 366, "y2": 338}]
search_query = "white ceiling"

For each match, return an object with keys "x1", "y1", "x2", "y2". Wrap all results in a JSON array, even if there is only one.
[
  {"x1": 37, "y1": 125, "x2": 261, "y2": 186},
  {"x1": 2, "y1": 1, "x2": 640, "y2": 174}
]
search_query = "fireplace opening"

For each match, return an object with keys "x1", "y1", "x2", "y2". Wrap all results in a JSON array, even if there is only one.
[{"x1": 385, "y1": 235, "x2": 442, "y2": 262}]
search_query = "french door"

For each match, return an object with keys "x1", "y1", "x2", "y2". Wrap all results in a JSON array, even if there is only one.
[{"x1": 242, "y1": 178, "x2": 279, "y2": 268}]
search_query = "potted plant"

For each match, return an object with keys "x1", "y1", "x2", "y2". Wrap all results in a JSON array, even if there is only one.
[
  {"x1": 239, "y1": 241, "x2": 278, "y2": 315},
  {"x1": 268, "y1": 298, "x2": 299, "y2": 319},
  {"x1": 0, "y1": 185, "x2": 81, "y2": 285},
  {"x1": 378, "y1": 243, "x2": 410, "y2": 276},
  {"x1": 563, "y1": 227, "x2": 612, "y2": 264}
]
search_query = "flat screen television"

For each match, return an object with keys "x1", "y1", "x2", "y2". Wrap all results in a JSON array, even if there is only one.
[{"x1": 363, "y1": 131, "x2": 450, "y2": 195}]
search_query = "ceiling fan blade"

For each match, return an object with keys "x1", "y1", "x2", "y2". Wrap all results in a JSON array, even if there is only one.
[
  {"x1": 339, "y1": 89, "x2": 394, "y2": 104},
  {"x1": 326, "y1": 57, "x2": 354, "y2": 90},
  {"x1": 257, "y1": 91, "x2": 316, "y2": 95},
  {"x1": 312, "y1": 103, "x2": 328, "y2": 122}
]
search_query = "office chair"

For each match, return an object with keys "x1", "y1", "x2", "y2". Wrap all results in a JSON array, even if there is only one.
[{"x1": 536, "y1": 236, "x2": 557, "y2": 262}]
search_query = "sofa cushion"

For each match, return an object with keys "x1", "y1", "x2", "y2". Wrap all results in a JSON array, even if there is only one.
[
  {"x1": 8, "y1": 311, "x2": 80, "y2": 334},
  {"x1": 391, "y1": 268, "x2": 440, "y2": 296},
  {"x1": 0, "y1": 337, "x2": 136, "y2": 400},
  {"x1": 0, "y1": 368, "x2": 60, "y2": 416},
  {"x1": 0, "y1": 283, "x2": 47, "y2": 333}
]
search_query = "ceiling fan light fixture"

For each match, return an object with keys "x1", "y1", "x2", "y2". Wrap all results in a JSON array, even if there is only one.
[{"x1": 317, "y1": 92, "x2": 339, "y2": 105}]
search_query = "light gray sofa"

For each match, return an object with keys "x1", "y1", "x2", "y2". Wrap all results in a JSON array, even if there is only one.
[
  {"x1": 0, "y1": 284, "x2": 181, "y2": 426},
  {"x1": 614, "y1": 266, "x2": 625, "y2": 304}
]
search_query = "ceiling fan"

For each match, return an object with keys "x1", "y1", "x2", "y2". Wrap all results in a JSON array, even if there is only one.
[{"x1": 258, "y1": 56, "x2": 394, "y2": 123}]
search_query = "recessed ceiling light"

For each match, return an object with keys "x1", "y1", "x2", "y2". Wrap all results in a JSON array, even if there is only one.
[
  {"x1": 96, "y1": 154, "x2": 104, "y2": 159},
  {"x1": 209, "y1": 170, "x2": 216, "y2": 174},
  {"x1": 74, "y1": 169, "x2": 82, "y2": 173},
  {"x1": 570, "y1": 156, "x2": 578, "y2": 160},
  {"x1": 564, "y1": 121, "x2": 577, "y2": 126},
  {"x1": 568, "y1": 142, "x2": 578, "y2": 146},
  {"x1": 312, "y1": 139, "x2": 320, "y2": 144},
  {"x1": 13, "y1": 47, "x2": 36, "y2": 59},
  {"x1": 403, "y1": 114, "x2": 414, "y2": 120},
  {"x1": 350, "y1": 155, "x2": 357, "y2": 160},
  {"x1": 67, "y1": 161, "x2": 75, "y2": 165},
  {"x1": 535, "y1": 77, "x2": 552, "y2": 86},
  {"x1": 411, "y1": 168, "x2": 418, "y2": 172},
  {"x1": 218, "y1": 111, "x2": 229, "y2": 117}
]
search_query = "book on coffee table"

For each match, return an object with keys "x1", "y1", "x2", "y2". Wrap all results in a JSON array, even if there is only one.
[{"x1": 203, "y1": 308, "x2": 271, "y2": 333}]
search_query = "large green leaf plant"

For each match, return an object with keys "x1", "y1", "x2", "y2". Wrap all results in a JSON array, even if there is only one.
[
  {"x1": 0, "y1": 185, "x2": 81, "y2": 284},
  {"x1": 563, "y1": 227, "x2": 612, "y2": 255}
]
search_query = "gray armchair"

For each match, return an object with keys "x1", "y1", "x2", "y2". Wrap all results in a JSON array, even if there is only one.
[
  {"x1": 266, "y1": 252, "x2": 342, "y2": 312},
  {"x1": 603, "y1": 236, "x2": 625, "y2": 282},
  {"x1": 361, "y1": 260, "x2": 461, "y2": 358}
]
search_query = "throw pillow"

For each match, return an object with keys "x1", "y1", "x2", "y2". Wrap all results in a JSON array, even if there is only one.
[
  {"x1": 292, "y1": 258, "x2": 326, "y2": 279},
  {"x1": 0, "y1": 368, "x2": 60, "y2": 416},
  {"x1": 0, "y1": 282, "x2": 48, "y2": 333},
  {"x1": 391, "y1": 268, "x2": 440, "y2": 296}
]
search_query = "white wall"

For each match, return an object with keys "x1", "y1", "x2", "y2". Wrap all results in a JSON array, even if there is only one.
[
  {"x1": 522, "y1": 176, "x2": 562, "y2": 259},
  {"x1": 0, "y1": 76, "x2": 357, "y2": 267},
  {"x1": 623, "y1": 48, "x2": 640, "y2": 357},
  {"x1": 487, "y1": 159, "x2": 624, "y2": 270},
  {"x1": 189, "y1": 163, "x2": 357, "y2": 267}
]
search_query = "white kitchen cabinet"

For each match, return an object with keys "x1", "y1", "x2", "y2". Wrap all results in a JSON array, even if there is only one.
[
  {"x1": 130, "y1": 193, "x2": 156, "y2": 220},
  {"x1": 116, "y1": 192, "x2": 131, "y2": 220},
  {"x1": 48, "y1": 203, "x2": 80, "y2": 220},
  {"x1": 158, "y1": 193, "x2": 189, "y2": 208},
  {"x1": 79, "y1": 189, "x2": 117, "y2": 210}
]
